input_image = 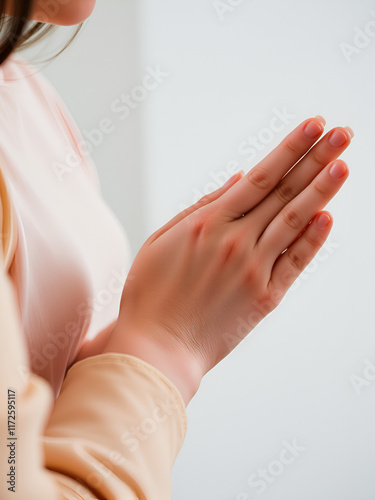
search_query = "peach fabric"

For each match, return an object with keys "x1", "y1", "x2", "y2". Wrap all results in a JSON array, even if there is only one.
[{"x1": 0, "y1": 54, "x2": 187, "y2": 499}]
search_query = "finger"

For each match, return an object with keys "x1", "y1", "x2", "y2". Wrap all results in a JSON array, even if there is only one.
[
  {"x1": 211, "y1": 116, "x2": 326, "y2": 220},
  {"x1": 258, "y1": 159, "x2": 349, "y2": 264},
  {"x1": 247, "y1": 126, "x2": 353, "y2": 234},
  {"x1": 145, "y1": 170, "x2": 245, "y2": 245},
  {"x1": 269, "y1": 211, "x2": 333, "y2": 292}
]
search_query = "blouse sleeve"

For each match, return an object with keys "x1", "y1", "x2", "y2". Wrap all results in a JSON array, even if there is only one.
[{"x1": 0, "y1": 173, "x2": 188, "y2": 500}]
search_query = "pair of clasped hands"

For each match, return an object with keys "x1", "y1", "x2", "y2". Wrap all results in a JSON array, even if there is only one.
[{"x1": 101, "y1": 115, "x2": 353, "y2": 405}]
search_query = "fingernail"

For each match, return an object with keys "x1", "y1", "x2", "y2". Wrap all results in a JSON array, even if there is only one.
[
  {"x1": 304, "y1": 120, "x2": 323, "y2": 138},
  {"x1": 316, "y1": 213, "x2": 331, "y2": 227},
  {"x1": 328, "y1": 129, "x2": 349, "y2": 148},
  {"x1": 344, "y1": 126, "x2": 354, "y2": 138},
  {"x1": 329, "y1": 160, "x2": 347, "y2": 179},
  {"x1": 223, "y1": 172, "x2": 239, "y2": 188},
  {"x1": 315, "y1": 115, "x2": 326, "y2": 126}
]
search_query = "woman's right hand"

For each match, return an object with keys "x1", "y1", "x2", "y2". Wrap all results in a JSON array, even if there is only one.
[{"x1": 103, "y1": 116, "x2": 352, "y2": 404}]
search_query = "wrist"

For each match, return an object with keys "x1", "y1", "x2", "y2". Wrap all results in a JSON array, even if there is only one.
[{"x1": 102, "y1": 324, "x2": 203, "y2": 406}]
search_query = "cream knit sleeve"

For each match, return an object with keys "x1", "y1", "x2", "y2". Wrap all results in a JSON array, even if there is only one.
[
  {"x1": 0, "y1": 173, "x2": 187, "y2": 500},
  {"x1": 42, "y1": 353, "x2": 187, "y2": 500}
]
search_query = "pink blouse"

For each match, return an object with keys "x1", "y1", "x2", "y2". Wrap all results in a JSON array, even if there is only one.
[
  {"x1": 0, "y1": 53, "x2": 187, "y2": 500},
  {"x1": 0, "y1": 53, "x2": 132, "y2": 397}
]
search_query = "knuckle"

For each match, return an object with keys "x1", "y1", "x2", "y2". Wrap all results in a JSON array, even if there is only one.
[
  {"x1": 309, "y1": 148, "x2": 326, "y2": 167},
  {"x1": 281, "y1": 206, "x2": 304, "y2": 230},
  {"x1": 195, "y1": 193, "x2": 212, "y2": 207},
  {"x1": 256, "y1": 289, "x2": 279, "y2": 314},
  {"x1": 267, "y1": 280, "x2": 286, "y2": 306},
  {"x1": 313, "y1": 180, "x2": 330, "y2": 198},
  {"x1": 274, "y1": 181, "x2": 298, "y2": 204},
  {"x1": 278, "y1": 267, "x2": 298, "y2": 288},
  {"x1": 186, "y1": 209, "x2": 216, "y2": 238},
  {"x1": 246, "y1": 167, "x2": 273, "y2": 191},
  {"x1": 218, "y1": 235, "x2": 244, "y2": 266},
  {"x1": 287, "y1": 250, "x2": 305, "y2": 272},
  {"x1": 283, "y1": 139, "x2": 300, "y2": 156},
  {"x1": 241, "y1": 263, "x2": 262, "y2": 291}
]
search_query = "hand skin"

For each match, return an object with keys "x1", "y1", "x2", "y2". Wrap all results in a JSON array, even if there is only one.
[{"x1": 102, "y1": 116, "x2": 352, "y2": 406}]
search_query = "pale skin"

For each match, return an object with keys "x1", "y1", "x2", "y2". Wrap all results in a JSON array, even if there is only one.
[{"x1": 17, "y1": 1, "x2": 354, "y2": 406}]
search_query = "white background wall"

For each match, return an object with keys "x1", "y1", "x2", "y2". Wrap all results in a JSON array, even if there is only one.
[{"x1": 21, "y1": 0, "x2": 375, "y2": 498}]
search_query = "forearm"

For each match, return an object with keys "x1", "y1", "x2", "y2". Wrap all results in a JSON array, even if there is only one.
[{"x1": 102, "y1": 323, "x2": 203, "y2": 406}]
